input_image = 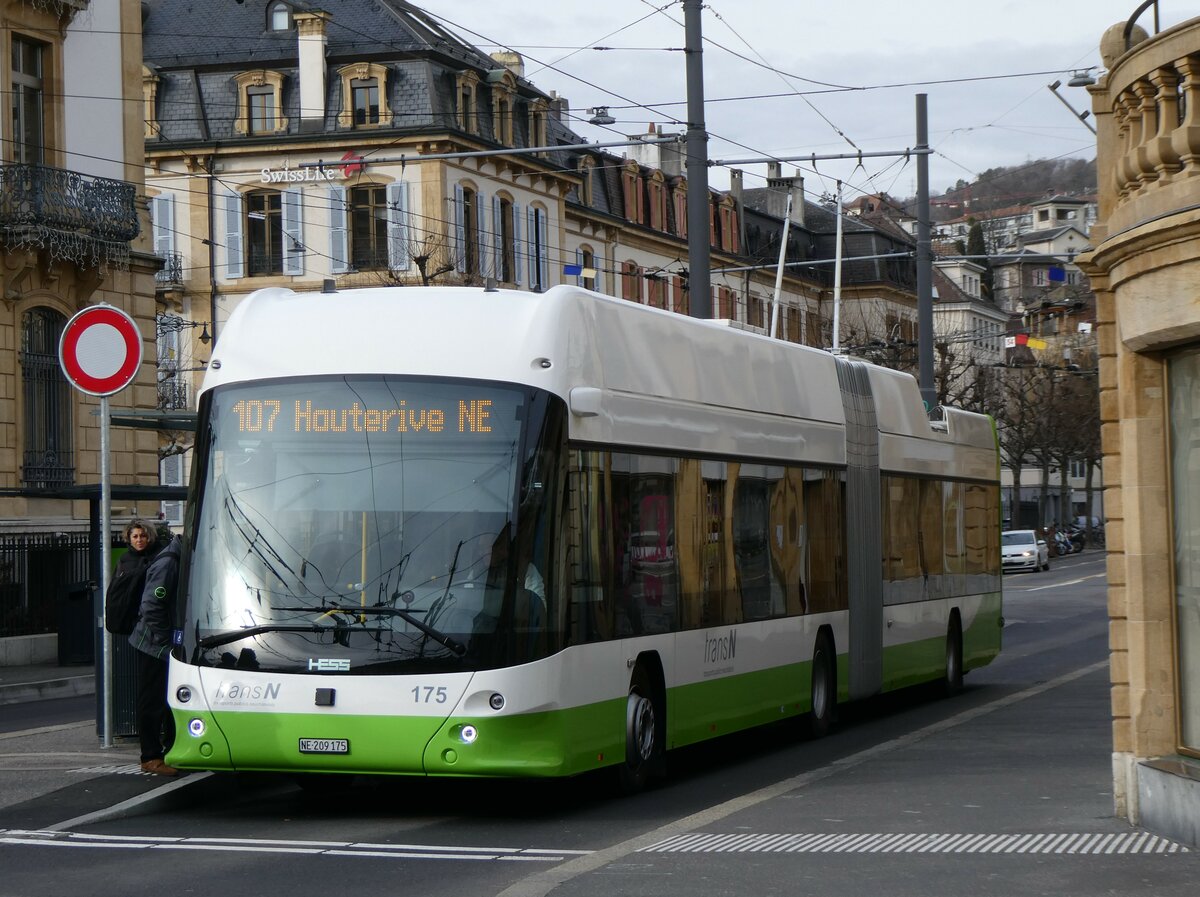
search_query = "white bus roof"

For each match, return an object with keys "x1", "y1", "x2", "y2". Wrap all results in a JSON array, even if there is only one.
[{"x1": 201, "y1": 285, "x2": 996, "y2": 477}]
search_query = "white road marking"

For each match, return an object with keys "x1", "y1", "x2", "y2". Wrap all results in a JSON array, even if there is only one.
[
  {"x1": 1024, "y1": 573, "x2": 1109, "y2": 592},
  {"x1": 0, "y1": 829, "x2": 588, "y2": 861},
  {"x1": 639, "y1": 831, "x2": 1188, "y2": 854}
]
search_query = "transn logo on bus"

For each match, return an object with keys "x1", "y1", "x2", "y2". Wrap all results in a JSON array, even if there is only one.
[
  {"x1": 704, "y1": 629, "x2": 737, "y2": 664},
  {"x1": 309, "y1": 658, "x2": 351, "y2": 672}
]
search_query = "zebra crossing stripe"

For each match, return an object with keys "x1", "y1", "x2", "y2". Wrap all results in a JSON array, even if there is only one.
[{"x1": 639, "y1": 832, "x2": 1189, "y2": 854}]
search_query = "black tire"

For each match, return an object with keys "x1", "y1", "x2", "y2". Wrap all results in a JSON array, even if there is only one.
[
  {"x1": 618, "y1": 663, "x2": 662, "y2": 793},
  {"x1": 808, "y1": 632, "x2": 836, "y2": 738},
  {"x1": 944, "y1": 614, "x2": 964, "y2": 697}
]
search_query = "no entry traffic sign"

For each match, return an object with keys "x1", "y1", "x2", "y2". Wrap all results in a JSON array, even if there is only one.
[{"x1": 58, "y1": 304, "x2": 143, "y2": 396}]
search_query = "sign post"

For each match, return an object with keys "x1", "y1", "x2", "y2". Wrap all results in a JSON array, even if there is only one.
[{"x1": 58, "y1": 304, "x2": 143, "y2": 748}]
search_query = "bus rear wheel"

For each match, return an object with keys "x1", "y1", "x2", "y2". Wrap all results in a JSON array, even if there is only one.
[
  {"x1": 944, "y1": 614, "x2": 964, "y2": 696},
  {"x1": 808, "y1": 633, "x2": 836, "y2": 738},
  {"x1": 619, "y1": 665, "x2": 661, "y2": 793}
]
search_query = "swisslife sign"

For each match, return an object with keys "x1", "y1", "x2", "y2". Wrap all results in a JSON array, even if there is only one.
[{"x1": 259, "y1": 152, "x2": 365, "y2": 184}]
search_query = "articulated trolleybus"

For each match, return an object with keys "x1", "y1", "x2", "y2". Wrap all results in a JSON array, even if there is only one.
[{"x1": 166, "y1": 284, "x2": 1001, "y2": 789}]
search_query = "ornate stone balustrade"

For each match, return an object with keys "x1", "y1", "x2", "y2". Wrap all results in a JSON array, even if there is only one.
[{"x1": 1091, "y1": 18, "x2": 1200, "y2": 239}]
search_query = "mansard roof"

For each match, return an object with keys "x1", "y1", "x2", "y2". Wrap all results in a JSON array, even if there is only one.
[{"x1": 143, "y1": 0, "x2": 516, "y2": 80}]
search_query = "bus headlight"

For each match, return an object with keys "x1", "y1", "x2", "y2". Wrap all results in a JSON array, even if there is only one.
[
  {"x1": 188, "y1": 718, "x2": 206, "y2": 737},
  {"x1": 460, "y1": 725, "x2": 478, "y2": 744},
  {"x1": 488, "y1": 692, "x2": 505, "y2": 711},
  {"x1": 176, "y1": 685, "x2": 192, "y2": 703}
]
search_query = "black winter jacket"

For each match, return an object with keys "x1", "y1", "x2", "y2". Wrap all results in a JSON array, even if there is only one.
[
  {"x1": 129, "y1": 535, "x2": 182, "y2": 660},
  {"x1": 105, "y1": 543, "x2": 160, "y2": 635}
]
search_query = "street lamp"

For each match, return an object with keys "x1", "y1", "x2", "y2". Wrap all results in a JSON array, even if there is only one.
[
  {"x1": 587, "y1": 106, "x2": 616, "y2": 126},
  {"x1": 156, "y1": 315, "x2": 211, "y2": 345}
]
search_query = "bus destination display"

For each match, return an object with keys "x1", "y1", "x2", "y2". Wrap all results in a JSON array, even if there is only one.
[{"x1": 230, "y1": 398, "x2": 495, "y2": 435}]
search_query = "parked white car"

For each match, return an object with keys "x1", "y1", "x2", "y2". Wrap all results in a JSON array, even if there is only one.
[{"x1": 1002, "y1": 529, "x2": 1050, "y2": 573}]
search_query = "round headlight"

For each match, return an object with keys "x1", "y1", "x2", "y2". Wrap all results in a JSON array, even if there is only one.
[
  {"x1": 176, "y1": 685, "x2": 192, "y2": 703},
  {"x1": 488, "y1": 692, "x2": 505, "y2": 711},
  {"x1": 188, "y1": 717, "x2": 206, "y2": 737},
  {"x1": 460, "y1": 725, "x2": 478, "y2": 744}
]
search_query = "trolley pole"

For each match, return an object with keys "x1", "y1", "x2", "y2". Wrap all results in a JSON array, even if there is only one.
[
  {"x1": 915, "y1": 94, "x2": 936, "y2": 413},
  {"x1": 684, "y1": 0, "x2": 711, "y2": 318}
]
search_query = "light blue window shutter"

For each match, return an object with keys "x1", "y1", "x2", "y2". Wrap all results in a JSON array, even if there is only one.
[
  {"x1": 537, "y1": 209, "x2": 549, "y2": 289},
  {"x1": 223, "y1": 188, "x2": 243, "y2": 279},
  {"x1": 513, "y1": 202, "x2": 523, "y2": 286},
  {"x1": 492, "y1": 196, "x2": 502, "y2": 278},
  {"x1": 476, "y1": 190, "x2": 489, "y2": 278},
  {"x1": 160, "y1": 453, "x2": 185, "y2": 525},
  {"x1": 387, "y1": 182, "x2": 410, "y2": 271},
  {"x1": 329, "y1": 186, "x2": 349, "y2": 274},
  {"x1": 151, "y1": 194, "x2": 174, "y2": 257},
  {"x1": 453, "y1": 184, "x2": 466, "y2": 274},
  {"x1": 282, "y1": 188, "x2": 304, "y2": 275}
]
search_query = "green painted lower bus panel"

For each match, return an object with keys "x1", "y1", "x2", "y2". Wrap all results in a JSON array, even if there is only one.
[
  {"x1": 669, "y1": 662, "x2": 811, "y2": 749},
  {"x1": 167, "y1": 700, "x2": 631, "y2": 779}
]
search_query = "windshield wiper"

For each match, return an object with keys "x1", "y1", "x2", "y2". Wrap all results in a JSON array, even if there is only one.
[
  {"x1": 198, "y1": 623, "x2": 343, "y2": 650},
  {"x1": 271, "y1": 604, "x2": 467, "y2": 656}
]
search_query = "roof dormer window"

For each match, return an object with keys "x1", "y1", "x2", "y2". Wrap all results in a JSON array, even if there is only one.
[{"x1": 269, "y1": 2, "x2": 292, "y2": 32}]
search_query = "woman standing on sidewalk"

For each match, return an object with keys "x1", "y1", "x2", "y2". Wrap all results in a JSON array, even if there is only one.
[
  {"x1": 104, "y1": 520, "x2": 161, "y2": 638},
  {"x1": 129, "y1": 534, "x2": 182, "y2": 776}
]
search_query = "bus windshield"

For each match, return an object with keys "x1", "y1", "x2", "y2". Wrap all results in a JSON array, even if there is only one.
[{"x1": 181, "y1": 376, "x2": 564, "y2": 673}]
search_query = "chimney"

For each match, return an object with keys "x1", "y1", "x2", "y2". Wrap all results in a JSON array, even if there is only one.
[
  {"x1": 763, "y1": 166, "x2": 804, "y2": 226},
  {"x1": 548, "y1": 91, "x2": 569, "y2": 122},
  {"x1": 789, "y1": 170, "x2": 805, "y2": 227},
  {"x1": 295, "y1": 11, "x2": 330, "y2": 133},
  {"x1": 627, "y1": 125, "x2": 683, "y2": 178},
  {"x1": 729, "y1": 169, "x2": 743, "y2": 204}
]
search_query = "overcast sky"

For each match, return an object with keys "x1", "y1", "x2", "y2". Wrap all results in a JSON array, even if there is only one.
[{"x1": 415, "y1": 0, "x2": 1181, "y2": 201}]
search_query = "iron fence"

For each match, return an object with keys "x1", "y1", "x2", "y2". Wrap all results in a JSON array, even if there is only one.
[{"x1": 0, "y1": 531, "x2": 119, "y2": 638}]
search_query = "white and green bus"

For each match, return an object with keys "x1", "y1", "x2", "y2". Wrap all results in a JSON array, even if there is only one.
[{"x1": 166, "y1": 284, "x2": 1002, "y2": 789}]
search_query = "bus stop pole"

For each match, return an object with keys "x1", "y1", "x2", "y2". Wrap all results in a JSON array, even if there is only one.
[{"x1": 100, "y1": 395, "x2": 114, "y2": 749}]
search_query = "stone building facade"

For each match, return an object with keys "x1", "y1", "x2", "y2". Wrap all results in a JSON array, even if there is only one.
[
  {"x1": 1, "y1": 0, "x2": 162, "y2": 529},
  {"x1": 1077, "y1": 15, "x2": 1200, "y2": 846}
]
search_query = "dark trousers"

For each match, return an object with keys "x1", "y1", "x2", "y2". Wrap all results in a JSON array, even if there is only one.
[{"x1": 134, "y1": 649, "x2": 175, "y2": 763}]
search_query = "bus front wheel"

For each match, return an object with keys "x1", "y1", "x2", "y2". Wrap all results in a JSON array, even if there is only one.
[{"x1": 619, "y1": 665, "x2": 661, "y2": 793}]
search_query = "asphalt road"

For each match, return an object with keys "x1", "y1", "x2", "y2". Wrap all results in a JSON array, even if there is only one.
[{"x1": 3, "y1": 551, "x2": 1195, "y2": 897}]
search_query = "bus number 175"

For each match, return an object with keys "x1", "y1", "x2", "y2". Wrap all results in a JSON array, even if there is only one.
[{"x1": 412, "y1": 686, "x2": 448, "y2": 704}]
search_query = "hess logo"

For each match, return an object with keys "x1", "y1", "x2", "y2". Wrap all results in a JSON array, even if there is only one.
[{"x1": 308, "y1": 658, "x2": 351, "y2": 672}]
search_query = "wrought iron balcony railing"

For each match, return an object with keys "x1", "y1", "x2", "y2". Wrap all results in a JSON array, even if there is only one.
[
  {"x1": 155, "y1": 250, "x2": 184, "y2": 285},
  {"x1": 157, "y1": 379, "x2": 189, "y2": 412},
  {"x1": 0, "y1": 162, "x2": 139, "y2": 269}
]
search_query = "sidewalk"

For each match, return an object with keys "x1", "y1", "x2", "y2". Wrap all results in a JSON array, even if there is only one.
[{"x1": 0, "y1": 662, "x2": 95, "y2": 706}]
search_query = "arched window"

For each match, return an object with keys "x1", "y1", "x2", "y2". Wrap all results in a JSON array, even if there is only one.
[
  {"x1": 268, "y1": 2, "x2": 292, "y2": 31},
  {"x1": 20, "y1": 307, "x2": 73, "y2": 488}
]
